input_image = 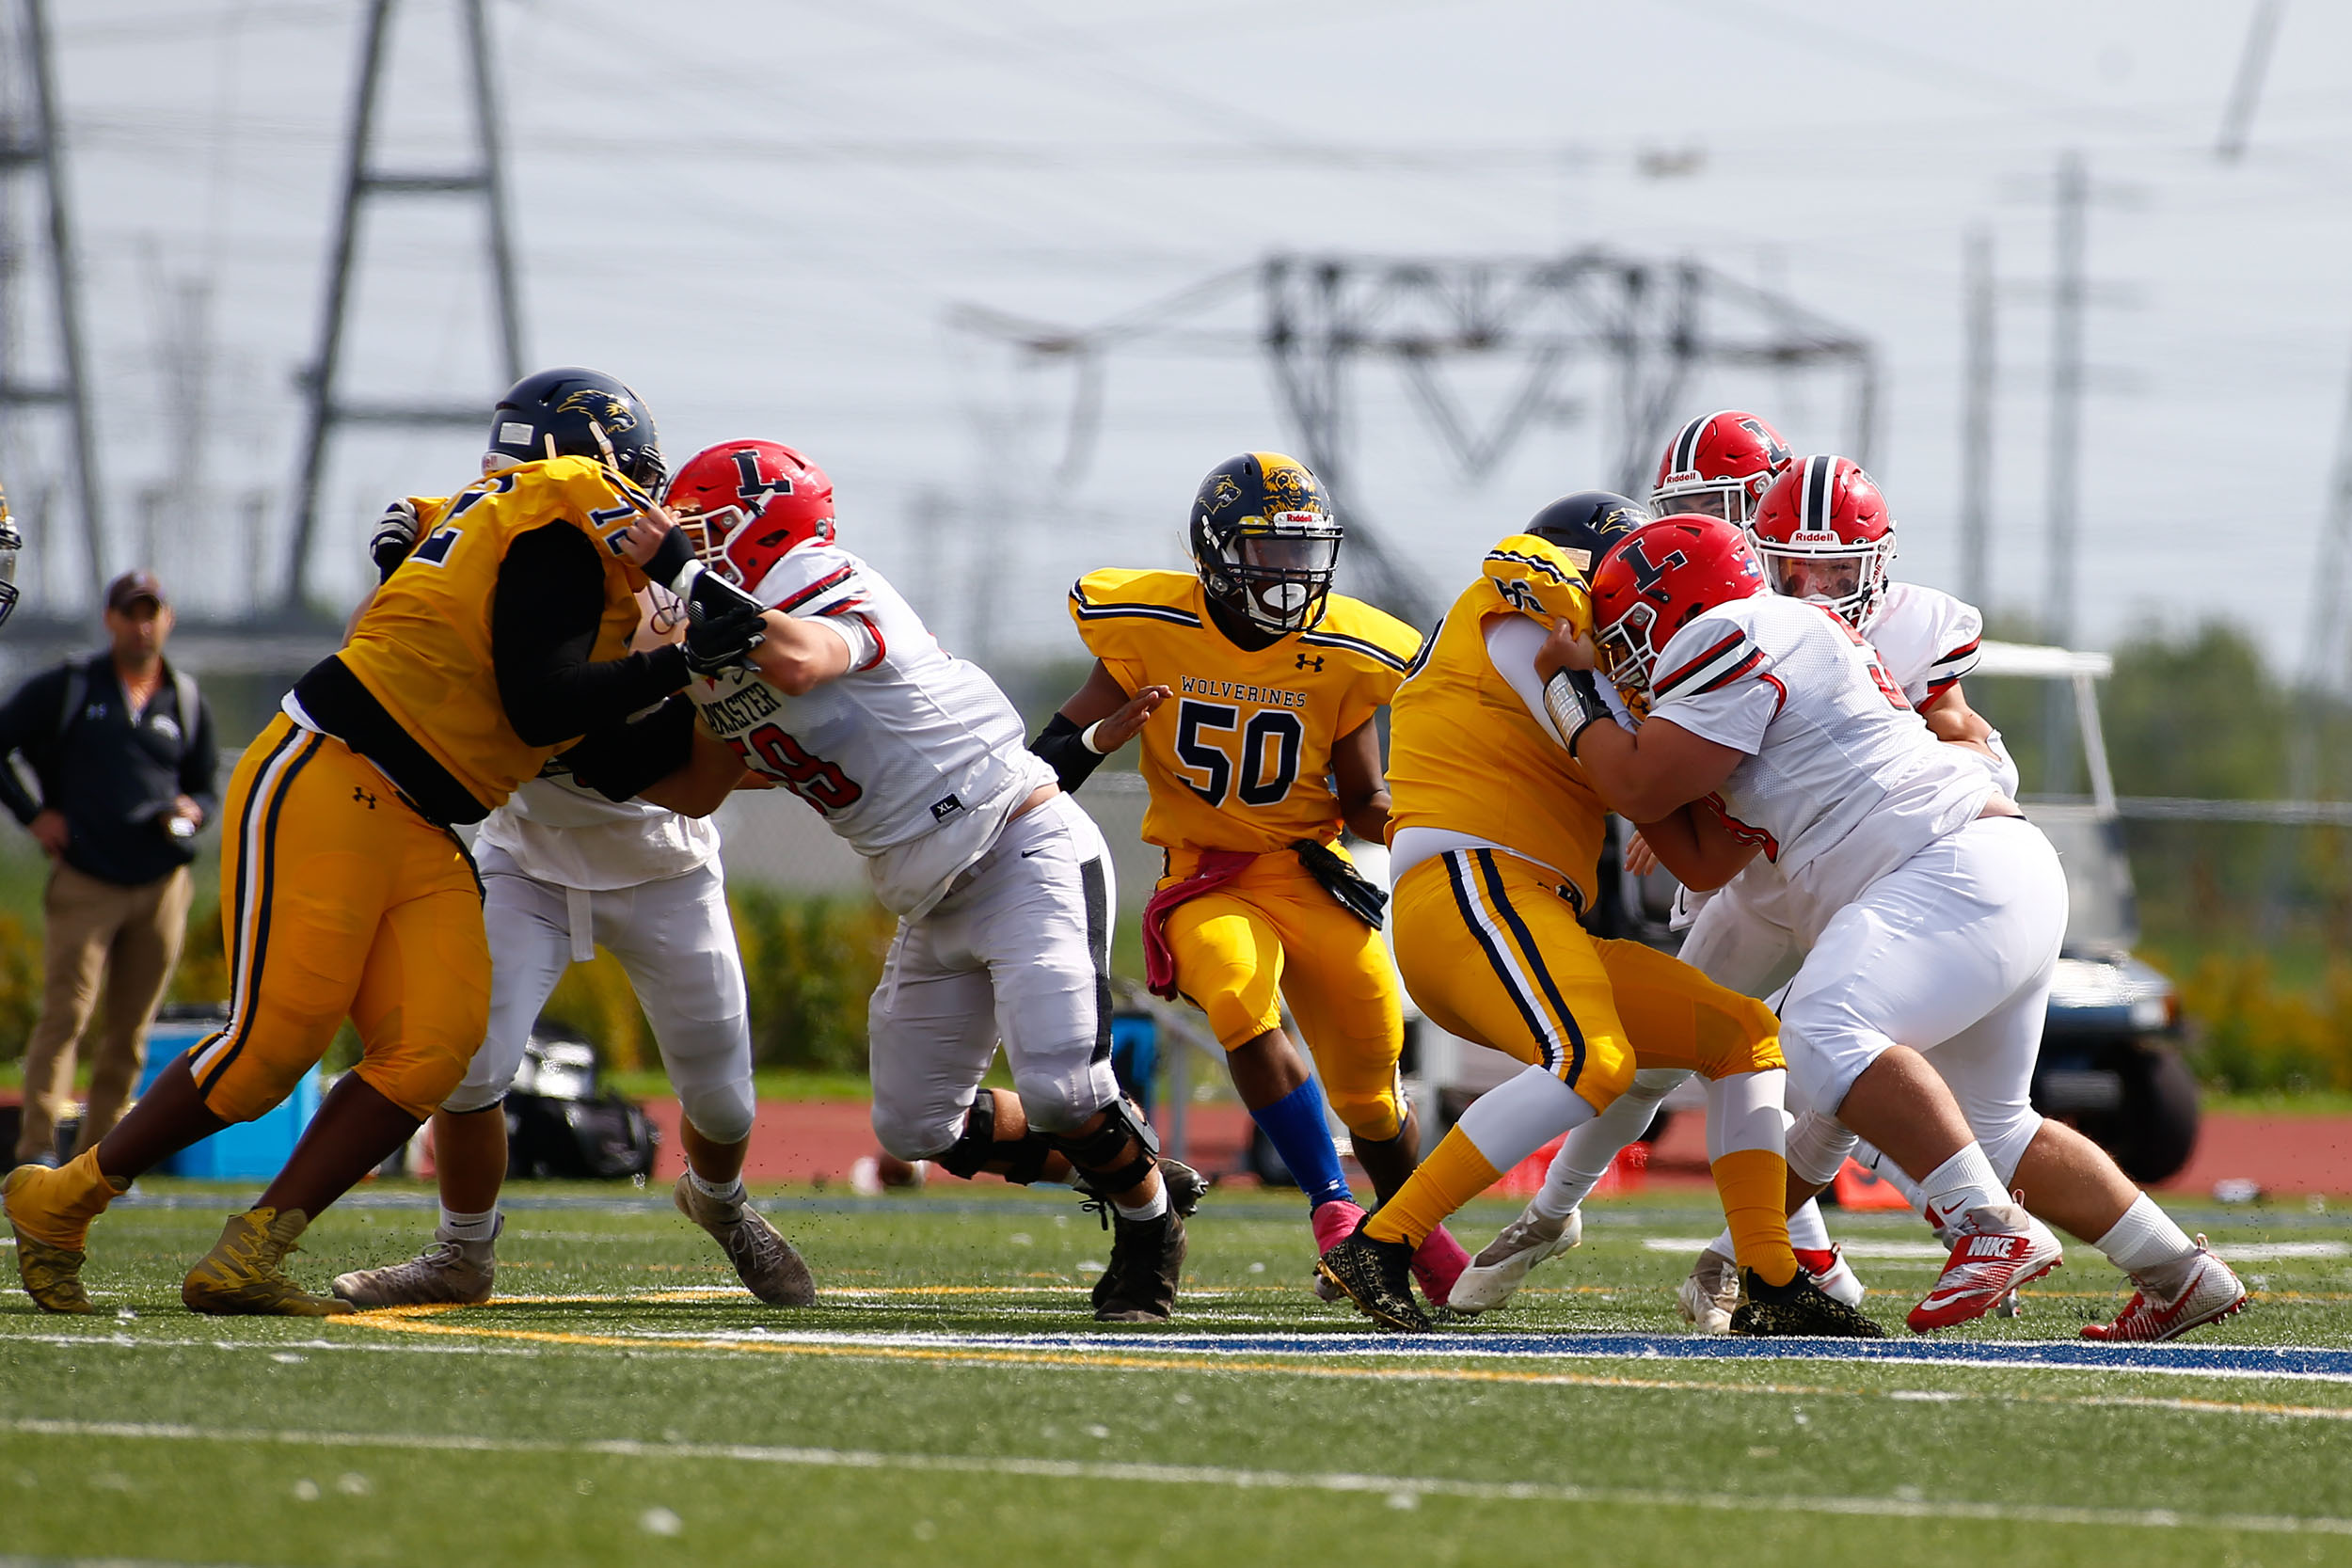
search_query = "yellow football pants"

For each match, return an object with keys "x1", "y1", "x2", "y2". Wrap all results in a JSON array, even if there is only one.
[
  {"x1": 1160, "y1": 847, "x2": 1405, "y2": 1142},
  {"x1": 185, "y1": 715, "x2": 490, "y2": 1123},
  {"x1": 1394, "y1": 848, "x2": 1781, "y2": 1110}
]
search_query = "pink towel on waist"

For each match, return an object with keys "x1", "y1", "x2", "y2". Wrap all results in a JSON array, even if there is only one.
[{"x1": 1142, "y1": 848, "x2": 1259, "y2": 1000}]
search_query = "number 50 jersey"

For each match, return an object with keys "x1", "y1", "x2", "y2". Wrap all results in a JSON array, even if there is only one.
[
  {"x1": 684, "y1": 542, "x2": 1054, "y2": 918},
  {"x1": 1069, "y1": 568, "x2": 1421, "y2": 853}
]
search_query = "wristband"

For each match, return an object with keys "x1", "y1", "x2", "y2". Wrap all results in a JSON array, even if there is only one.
[
  {"x1": 1079, "y1": 720, "x2": 1110, "y2": 755},
  {"x1": 644, "y1": 527, "x2": 699, "y2": 594},
  {"x1": 1542, "y1": 668, "x2": 1600, "y2": 752}
]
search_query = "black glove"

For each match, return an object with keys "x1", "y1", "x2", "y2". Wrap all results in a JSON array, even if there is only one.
[
  {"x1": 371, "y1": 498, "x2": 420, "y2": 582},
  {"x1": 1293, "y1": 838, "x2": 1389, "y2": 930},
  {"x1": 681, "y1": 568, "x2": 768, "y2": 675}
]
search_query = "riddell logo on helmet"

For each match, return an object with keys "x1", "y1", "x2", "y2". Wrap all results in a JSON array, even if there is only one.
[
  {"x1": 1790, "y1": 530, "x2": 1841, "y2": 544},
  {"x1": 1662, "y1": 469, "x2": 1703, "y2": 486},
  {"x1": 1271, "y1": 510, "x2": 1322, "y2": 526}
]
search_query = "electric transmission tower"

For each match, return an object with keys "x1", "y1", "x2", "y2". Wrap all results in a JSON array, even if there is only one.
[
  {"x1": 283, "y1": 0, "x2": 522, "y2": 612},
  {"x1": 956, "y1": 250, "x2": 1878, "y2": 631},
  {"x1": 0, "y1": 0, "x2": 103, "y2": 606}
]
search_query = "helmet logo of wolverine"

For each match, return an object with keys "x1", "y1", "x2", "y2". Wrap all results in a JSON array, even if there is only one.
[{"x1": 556, "y1": 388, "x2": 637, "y2": 436}]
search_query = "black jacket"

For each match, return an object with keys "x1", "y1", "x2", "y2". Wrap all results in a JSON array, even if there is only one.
[{"x1": 0, "y1": 653, "x2": 219, "y2": 886}]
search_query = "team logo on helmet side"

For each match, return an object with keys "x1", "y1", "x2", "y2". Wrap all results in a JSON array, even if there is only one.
[{"x1": 556, "y1": 388, "x2": 637, "y2": 436}]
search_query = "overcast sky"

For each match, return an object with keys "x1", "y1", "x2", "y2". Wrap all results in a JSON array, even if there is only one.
[{"x1": 7, "y1": 0, "x2": 2349, "y2": 674}]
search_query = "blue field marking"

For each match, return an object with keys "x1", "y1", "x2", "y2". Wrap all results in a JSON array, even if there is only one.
[{"x1": 868, "y1": 1330, "x2": 2352, "y2": 1383}]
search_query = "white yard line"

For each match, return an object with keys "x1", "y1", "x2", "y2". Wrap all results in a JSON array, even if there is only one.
[{"x1": 1, "y1": 1417, "x2": 2344, "y2": 1537}]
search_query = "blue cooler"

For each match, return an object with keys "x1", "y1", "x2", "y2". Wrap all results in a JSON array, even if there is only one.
[{"x1": 135, "y1": 1006, "x2": 323, "y2": 1180}]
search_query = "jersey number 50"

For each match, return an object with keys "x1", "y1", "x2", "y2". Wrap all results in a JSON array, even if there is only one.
[
  {"x1": 729, "y1": 722, "x2": 864, "y2": 814},
  {"x1": 1173, "y1": 699, "x2": 1302, "y2": 809}
]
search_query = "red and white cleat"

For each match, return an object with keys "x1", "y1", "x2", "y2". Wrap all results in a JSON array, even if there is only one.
[
  {"x1": 1796, "y1": 1243, "x2": 1867, "y2": 1309},
  {"x1": 2081, "y1": 1237, "x2": 2249, "y2": 1343},
  {"x1": 1310, "y1": 1199, "x2": 1368, "y2": 1301},
  {"x1": 1908, "y1": 1202, "x2": 2063, "y2": 1332}
]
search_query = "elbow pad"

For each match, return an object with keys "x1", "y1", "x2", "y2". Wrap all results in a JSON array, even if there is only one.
[{"x1": 1030, "y1": 713, "x2": 1106, "y2": 794}]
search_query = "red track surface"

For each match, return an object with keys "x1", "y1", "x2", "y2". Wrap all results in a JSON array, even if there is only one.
[{"x1": 640, "y1": 1099, "x2": 2352, "y2": 1199}]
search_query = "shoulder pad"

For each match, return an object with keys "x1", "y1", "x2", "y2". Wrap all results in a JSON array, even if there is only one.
[
  {"x1": 1302, "y1": 594, "x2": 1422, "y2": 673},
  {"x1": 1480, "y1": 533, "x2": 1589, "y2": 628}
]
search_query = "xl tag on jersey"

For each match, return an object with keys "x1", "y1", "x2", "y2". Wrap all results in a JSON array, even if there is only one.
[{"x1": 930, "y1": 794, "x2": 964, "y2": 822}]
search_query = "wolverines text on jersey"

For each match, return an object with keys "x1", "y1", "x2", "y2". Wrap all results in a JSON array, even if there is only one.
[
  {"x1": 1386, "y1": 535, "x2": 1603, "y2": 896},
  {"x1": 330, "y1": 456, "x2": 649, "y2": 816},
  {"x1": 1069, "y1": 568, "x2": 1420, "y2": 855}
]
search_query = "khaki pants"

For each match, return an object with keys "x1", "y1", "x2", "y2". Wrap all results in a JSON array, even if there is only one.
[{"x1": 13, "y1": 861, "x2": 194, "y2": 1163}]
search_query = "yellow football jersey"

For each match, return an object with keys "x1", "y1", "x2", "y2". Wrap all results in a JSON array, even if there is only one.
[
  {"x1": 1386, "y1": 533, "x2": 1609, "y2": 898},
  {"x1": 1070, "y1": 568, "x2": 1422, "y2": 854},
  {"x1": 337, "y1": 455, "x2": 649, "y2": 813}
]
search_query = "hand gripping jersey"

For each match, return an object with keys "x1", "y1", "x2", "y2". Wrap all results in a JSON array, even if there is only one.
[
  {"x1": 685, "y1": 542, "x2": 1054, "y2": 918},
  {"x1": 1386, "y1": 535, "x2": 1607, "y2": 895},
  {"x1": 335, "y1": 456, "x2": 650, "y2": 813},
  {"x1": 1646, "y1": 592, "x2": 1996, "y2": 941},
  {"x1": 1069, "y1": 568, "x2": 1420, "y2": 854}
]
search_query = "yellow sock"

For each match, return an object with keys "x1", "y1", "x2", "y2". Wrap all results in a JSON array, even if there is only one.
[
  {"x1": 1364, "y1": 1129, "x2": 1500, "y2": 1249},
  {"x1": 8, "y1": 1149, "x2": 129, "y2": 1250},
  {"x1": 1711, "y1": 1147, "x2": 1799, "y2": 1288}
]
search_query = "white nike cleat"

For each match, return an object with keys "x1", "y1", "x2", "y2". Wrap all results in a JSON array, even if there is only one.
[
  {"x1": 1909, "y1": 1202, "x2": 2063, "y2": 1332},
  {"x1": 332, "y1": 1218, "x2": 500, "y2": 1307},
  {"x1": 1677, "y1": 1243, "x2": 1740, "y2": 1335},
  {"x1": 1449, "y1": 1205, "x2": 1581, "y2": 1315},
  {"x1": 2081, "y1": 1236, "x2": 2249, "y2": 1343}
]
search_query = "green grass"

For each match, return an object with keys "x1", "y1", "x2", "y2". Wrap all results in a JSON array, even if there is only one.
[{"x1": 5, "y1": 1185, "x2": 2351, "y2": 1567}]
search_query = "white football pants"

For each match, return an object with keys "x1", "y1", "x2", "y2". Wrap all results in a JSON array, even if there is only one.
[
  {"x1": 867, "y1": 792, "x2": 1121, "y2": 1157},
  {"x1": 442, "y1": 844, "x2": 756, "y2": 1145}
]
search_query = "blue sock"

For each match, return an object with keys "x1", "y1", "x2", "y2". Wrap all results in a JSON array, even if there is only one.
[{"x1": 1252, "y1": 1076, "x2": 1355, "y2": 1210}]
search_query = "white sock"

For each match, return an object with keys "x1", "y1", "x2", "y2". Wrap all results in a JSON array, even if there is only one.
[
  {"x1": 1787, "y1": 1199, "x2": 1832, "y2": 1252},
  {"x1": 1455, "y1": 1065, "x2": 1596, "y2": 1171},
  {"x1": 437, "y1": 1206, "x2": 498, "y2": 1245},
  {"x1": 1113, "y1": 1186, "x2": 1169, "y2": 1222},
  {"x1": 1917, "y1": 1145, "x2": 2007, "y2": 1229},
  {"x1": 2091, "y1": 1193, "x2": 2197, "y2": 1277},
  {"x1": 1707, "y1": 1225, "x2": 1735, "y2": 1258},
  {"x1": 688, "y1": 1169, "x2": 747, "y2": 1206}
]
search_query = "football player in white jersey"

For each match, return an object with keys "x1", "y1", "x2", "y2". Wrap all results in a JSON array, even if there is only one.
[
  {"x1": 1463, "y1": 433, "x2": 2017, "y2": 1325},
  {"x1": 330, "y1": 500, "x2": 808, "y2": 1309},
  {"x1": 662, "y1": 440, "x2": 1195, "y2": 1323},
  {"x1": 1541, "y1": 510, "x2": 2244, "y2": 1338}
]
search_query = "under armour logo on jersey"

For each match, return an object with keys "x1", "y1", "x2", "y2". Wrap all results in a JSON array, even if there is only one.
[
  {"x1": 1295, "y1": 653, "x2": 1325, "y2": 672},
  {"x1": 730, "y1": 448, "x2": 794, "y2": 510},
  {"x1": 352, "y1": 786, "x2": 376, "y2": 810}
]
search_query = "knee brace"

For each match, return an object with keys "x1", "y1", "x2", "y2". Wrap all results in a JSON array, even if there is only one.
[
  {"x1": 677, "y1": 1079, "x2": 755, "y2": 1148},
  {"x1": 1977, "y1": 1111, "x2": 2043, "y2": 1189},
  {"x1": 933, "y1": 1093, "x2": 1056, "y2": 1183},
  {"x1": 1786, "y1": 1108, "x2": 1858, "y2": 1187},
  {"x1": 1046, "y1": 1096, "x2": 1159, "y2": 1196}
]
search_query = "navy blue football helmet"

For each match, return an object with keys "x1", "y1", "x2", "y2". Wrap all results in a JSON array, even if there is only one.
[
  {"x1": 485, "y1": 367, "x2": 665, "y2": 492},
  {"x1": 1525, "y1": 490, "x2": 1650, "y2": 576}
]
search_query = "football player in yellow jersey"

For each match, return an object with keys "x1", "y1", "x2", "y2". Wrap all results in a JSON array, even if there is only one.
[
  {"x1": 3, "y1": 368, "x2": 770, "y2": 1317},
  {"x1": 1315, "y1": 492, "x2": 1880, "y2": 1337},
  {"x1": 1034, "y1": 451, "x2": 1473, "y2": 1307}
]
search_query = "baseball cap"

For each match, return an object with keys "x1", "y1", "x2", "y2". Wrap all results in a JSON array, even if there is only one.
[{"x1": 105, "y1": 570, "x2": 167, "y2": 612}]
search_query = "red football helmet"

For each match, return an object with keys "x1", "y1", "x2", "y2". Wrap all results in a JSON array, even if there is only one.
[
  {"x1": 1748, "y1": 455, "x2": 1895, "y2": 627},
  {"x1": 1650, "y1": 409, "x2": 1794, "y2": 525},
  {"x1": 1590, "y1": 515, "x2": 1770, "y2": 716},
  {"x1": 662, "y1": 439, "x2": 835, "y2": 594}
]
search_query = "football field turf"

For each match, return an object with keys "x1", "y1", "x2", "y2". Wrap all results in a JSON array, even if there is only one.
[{"x1": 4, "y1": 1184, "x2": 2349, "y2": 1568}]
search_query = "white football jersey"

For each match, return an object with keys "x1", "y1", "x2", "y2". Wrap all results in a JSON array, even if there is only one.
[
  {"x1": 1647, "y1": 593, "x2": 1995, "y2": 942},
  {"x1": 686, "y1": 543, "x2": 1055, "y2": 918},
  {"x1": 1862, "y1": 581, "x2": 1981, "y2": 708},
  {"x1": 475, "y1": 773, "x2": 719, "y2": 892}
]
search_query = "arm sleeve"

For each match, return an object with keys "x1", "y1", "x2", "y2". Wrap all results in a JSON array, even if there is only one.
[
  {"x1": 492, "y1": 523, "x2": 691, "y2": 746},
  {"x1": 0, "y1": 668, "x2": 64, "y2": 824},
  {"x1": 555, "y1": 694, "x2": 699, "y2": 802},
  {"x1": 1481, "y1": 615, "x2": 1637, "y2": 745},
  {"x1": 182, "y1": 693, "x2": 220, "y2": 819}
]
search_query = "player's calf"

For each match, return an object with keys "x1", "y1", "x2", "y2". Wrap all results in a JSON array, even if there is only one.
[{"x1": 1048, "y1": 1099, "x2": 1185, "y2": 1323}]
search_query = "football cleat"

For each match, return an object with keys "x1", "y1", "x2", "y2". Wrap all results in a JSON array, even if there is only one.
[
  {"x1": 1450, "y1": 1204, "x2": 1583, "y2": 1315},
  {"x1": 674, "y1": 1175, "x2": 817, "y2": 1307},
  {"x1": 1316, "y1": 1224, "x2": 1431, "y2": 1333},
  {"x1": 1092, "y1": 1207, "x2": 1186, "y2": 1323},
  {"x1": 1730, "y1": 1268, "x2": 1886, "y2": 1338},
  {"x1": 1909, "y1": 1202, "x2": 2063, "y2": 1333},
  {"x1": 1077, "y1": 1157, "x2": 1207, "y2": 1220},
  {"x1": 2080, "y1": 1237, "x2": 2249, "y2": 1343},
  {"x1": 183, "y1": 1208, "x2": 354, "y2": 1317},
  {"x1": 1309, "y1": 1198, "x2": 1369, "y2": 1301},
  {"x1": 1796, "y1": 1243, "x2": 1867, "y2": 1308},
  {"x1": 1411, "y1": 1224, "x2": 1472, "y2": 1312},
  {"x1": 1677, "y1": 1243, "x2": 1741, "y2": 1334},
  {"x1": 332, "y1": 1224, "x2": 499, "y2": 1308}
]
